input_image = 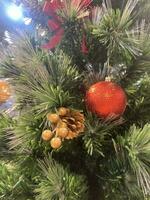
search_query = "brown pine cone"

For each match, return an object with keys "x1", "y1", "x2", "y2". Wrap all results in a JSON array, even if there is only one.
[
  {"x1": 46, "y1": 108, "x2": 85, "y2": 141},
  {"x1": 60, "y1": 110, "x2": 85, "y2": 139}
]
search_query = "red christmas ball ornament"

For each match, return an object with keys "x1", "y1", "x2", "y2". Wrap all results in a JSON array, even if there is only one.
[{"x1": 85, "y1": 81, "x2": 127, "y2": 118}]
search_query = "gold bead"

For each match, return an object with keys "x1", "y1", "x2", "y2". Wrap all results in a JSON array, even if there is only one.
[
  {"x1": 58, "y1": 121, "x2": 68, "y2": 128},
  {"x1": 50, "y1": 137, "x2": 62, "y2": 149},
  {"x1": 42, "y1": 130, "x2": 53, "y2": 141},
  {"x1": 56, "y1": 127, "x2": 68, "y2": 138},
  {"x1": 47, "y1": 113, "x2": 60, "y2": 123},
  {"x1": 58, "y1": 107, "x2": 68, "y2": 116}
]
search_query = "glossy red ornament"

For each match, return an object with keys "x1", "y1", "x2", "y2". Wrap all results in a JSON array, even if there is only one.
[{"x1": 85, "y1": 81, "x2": 127, "y2": 118}]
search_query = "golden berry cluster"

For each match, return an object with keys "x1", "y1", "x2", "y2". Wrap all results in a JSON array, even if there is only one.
[{"x1": 42, "y1": 107, "x2": 85, "y2": 149}]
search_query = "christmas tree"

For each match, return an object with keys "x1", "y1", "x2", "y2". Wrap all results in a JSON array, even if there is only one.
[{"x1": 0, "y1": 0, "x2": 150, "y2": 199}]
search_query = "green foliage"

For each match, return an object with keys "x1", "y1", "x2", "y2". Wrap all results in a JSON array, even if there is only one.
[
  {"x1": 83, "y1": 113, "x2": 123, "y2": 156},
  {"x1": 32, "y1": 85, "x2": 73, "y2": 116},
  {"x1": 100, "y1": 155, "x2": 144, "y2": 200},
  {"x1": 0, "y1": 1, "x2": 150, "y2": 199},
  {"x1": 125, "y1": 75, "x2": 150, "y2": 125},
  {"x1": 8, "y1": 112, "x2": 44, "y2": 154},
  {"x1": 92, "y1": 0, "x2": 103, "y2": 6},
  {"x1": 137, "y1": 0, "x2": 150, "y2": 20},
  {"x1": 35, "y1": 155, "x2": 88, "y2": 200},
  {"x1": 42, "y1": 50, "x2": 82, "y2": 91},
  {"x1": 98, "y1": 123, "x2": 150, "y2": 199},
  {"x1": 0, "y1": 35, "x2": 82, "y2": 114},
  {"x1": 0, "y1": 113, "x2": 12, "y2": 133},
  {"x1": 92, "y1": 0, "x2": 140, "y2": 63},
  {"x1": 60, "y1": 22, "x2": 86, "y2": 67},
  {"x1": 0, "y1": 163, "x2": 34, "y2": 200},
  {"x1": 31, "y1": 51, "x2": 82, "y2": 115},
  {"x1": 0, "y1": 114, "x2": 14, "y2": 158},
  {"x1": 116, "y1": 124, "x2": 150, "y2": 197},
  {"x1": 122, "y1": 21, "x2": 150, "y2": 85}
]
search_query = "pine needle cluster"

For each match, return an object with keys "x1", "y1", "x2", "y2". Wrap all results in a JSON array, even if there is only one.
[
  {"x1": 0, "y1": 0, "x2": 149, "y2": 199},
  {"x1": 35, "y1": 155, "x2": 88, "y2": 200}
]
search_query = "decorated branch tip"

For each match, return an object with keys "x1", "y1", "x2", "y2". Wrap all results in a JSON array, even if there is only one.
[{"x1": 42, "y1": 107, "x2": 85, "y2": 149}]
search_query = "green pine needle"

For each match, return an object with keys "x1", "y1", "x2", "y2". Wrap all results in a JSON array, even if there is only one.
[
  {"x1": 35, "y1": 155, "x2": 88, "y2": 200},
  {"x1": 92, "y1": 0, "x2": 140, "y2": 62},
  {"x1": 116, "y1": 124, "x2": 150, "y2": 197},
  {"x1": 99, "y1": 154, "x2": 144, "y2": 200},
  {"x1": 0, "y1": 163, "x2": 34, "y2": 200},
  {"x1": 0, "y1": 34, "x2": 82, "y2": 114},
  {"x1": 125, "y1": 75, "x2": 150, "y2": 125},
  {"x1": 0, "y1": 114, "x2": 14, "y2": 158},
  {"x1": 122, "y1": 21, "x2": 150, "y2": 84},
  {"x1": 8, "y1": 112, "x2": 44, "y2": 154},
  {"x1": 83, "y1": 113, "x2": 123, "y2": 156}
]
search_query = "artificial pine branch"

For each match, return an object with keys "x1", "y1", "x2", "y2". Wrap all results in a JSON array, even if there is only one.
[
  {"x1": 0, "y1": 32, "x2": 40, "y2": 72},
  {"x1": 99, "y1": 154, "x2": 145, "y2": 200},
  {"x1": 137, "y1": 0, "x2": 150, "y2": 21},
  {"x1": 121, "y1": 21, "x2": 150, "y2": 85},
  {"x1": 0, "y1": 163, "x2": 34, "y2": 200},
  {"x1": 92, "y1": 0, "x2": 140, "y2": 63},
  {"x1": 116, "y1": 124, "x2": 150, "y2": 197},
  {"x1": 32, "y1": 85, "x2": 73, "y2": 116},
  {"x1": 0, "y1": 1, "x2": 149, "y2": 200},
  {"x1": 8, "y1": 112, "x2": 44, "y2": 154},
  {"x1": 125, "y1": 74, "x2": 150, "y2": 125},
  {"x1": 83, "y1": 113, "x2": 123, "y2": 156},
  {"x1": 0, "y1": 34, "x2": 82, "y2": 113},
  {"x1": 0, "y1": 114, "x2": 14, "y2": 159},
  {"x1": 15, "y1": 154, "x2": 41, "y2": 181},
  {"x1": 35, "y1": 155, "x2": 88, "y2": 200}
]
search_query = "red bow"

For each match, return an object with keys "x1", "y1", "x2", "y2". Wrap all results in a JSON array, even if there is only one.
[{"x1": 42, "y1": 0, "x2": 91, "y2": 53}]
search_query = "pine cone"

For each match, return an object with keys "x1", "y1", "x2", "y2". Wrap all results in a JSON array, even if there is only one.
[
  {"x1": 60, "y1": 110, "x2": 85, "y2": 139},
  {"x1": 47, "y1": 108, "x2": 85, "y2": 140},
  {"x1": 16, "y1": 0, "x2": 46, "y2": 25}
]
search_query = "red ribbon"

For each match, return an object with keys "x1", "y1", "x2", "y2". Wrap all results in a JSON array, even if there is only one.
[{"x1": 42, "y1": 0, "x2": 90, "y2": 53}]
